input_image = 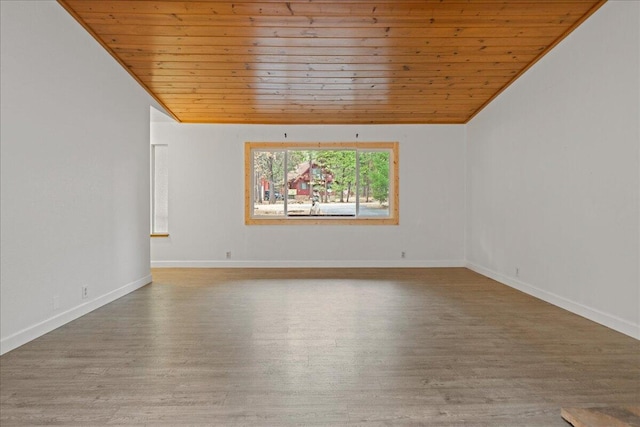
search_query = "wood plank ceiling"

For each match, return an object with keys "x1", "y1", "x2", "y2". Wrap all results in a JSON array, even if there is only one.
[{"x1": 58, "y1": 0, "x2": 605, "y2": 124}]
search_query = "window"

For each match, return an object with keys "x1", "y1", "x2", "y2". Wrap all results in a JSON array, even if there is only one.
[
  {"x1": 245, "y1": 142, "x2": 398, "y2": 225},
  {"x1": 151, "y1": 144, "x2": 169, "y2": 235}
]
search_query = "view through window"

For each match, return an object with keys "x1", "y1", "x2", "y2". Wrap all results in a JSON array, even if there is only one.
[
  {"x1": 246, "y1": 142, "x2": 398, "y2": 225},
  {"x1": 151, "y1": 144, "x2": 169, "y2": 235}
]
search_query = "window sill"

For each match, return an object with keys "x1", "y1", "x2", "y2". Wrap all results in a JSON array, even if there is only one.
[{"x1": 246, "y1": 217, "x2": 398, "y2": 226}]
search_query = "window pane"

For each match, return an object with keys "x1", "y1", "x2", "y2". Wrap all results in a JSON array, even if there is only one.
[
  {"x1": 314, "y1": 150, "x2": 356, "y2": 216},
  {"x1": 252, "y1": 150, "x2": 285, "y2": 217},
  {"x1": 286, "y1": 150, "x2": 310, "y2": 216},
  {"x1": 152, "y1": 144, "x2": 169, "y2": 233},
  {"x1": 286, "y1": 150, "x2": 356, "y2": 217},
  {"x1": 358, "y1": 151, "x2": 391, "y2": 217}
]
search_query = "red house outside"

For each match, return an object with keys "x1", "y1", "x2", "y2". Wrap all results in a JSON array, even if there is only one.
[{"x1": 287, "y1": 162, "x2": 334, "y2": 199}]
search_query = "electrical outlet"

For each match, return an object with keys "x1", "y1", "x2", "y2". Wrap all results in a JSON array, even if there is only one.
[
  {"x1": 226, "y1": 251, "x2": 232, "y2": 259},
  {"x1": 81, "y1": 285, "x2": 88, "y2": 299},
  {"x1": 401, "y1": 251, "x2": 406, "y2": 259}
]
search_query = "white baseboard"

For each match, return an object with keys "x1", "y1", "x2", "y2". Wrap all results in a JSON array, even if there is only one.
[
  {"x1": 466, "y1": 262, "x2": 640, "y2": 340},
  {"x1": 151, "y1": 259, "x2": 467, "y2": 268},
  {"x1": 0, "y1": 274, "x2": 152, "y2": 355}
]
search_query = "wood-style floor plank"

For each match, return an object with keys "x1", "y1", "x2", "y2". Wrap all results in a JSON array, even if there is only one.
[
  {"x1": 1, "y1": 268, "x2": 638, "y2": 426},
  {"x1": 561, "y1": 406, "x2": 640, "y2": 427}
]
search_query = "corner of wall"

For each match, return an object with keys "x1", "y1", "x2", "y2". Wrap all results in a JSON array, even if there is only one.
[{"x1": 462, "y1": 122, "x2": 469, "y2": 264}]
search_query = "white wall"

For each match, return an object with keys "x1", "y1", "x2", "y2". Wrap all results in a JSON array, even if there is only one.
[
  {"x1": 466, "y1": 1, "x2": 640, "y2": 339},
  {"x1": 150, "y1": 123, "x2": 466, "y2": 267},
  {"x1": 0, "y1": 1, "x2": 156, "y2": 354}
]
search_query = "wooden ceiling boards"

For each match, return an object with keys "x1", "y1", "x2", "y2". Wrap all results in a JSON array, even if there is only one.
[{"x1": 58, "y1": 0, "x2": 606, "y2": 124}]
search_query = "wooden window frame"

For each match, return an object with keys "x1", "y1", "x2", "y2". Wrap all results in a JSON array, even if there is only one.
[{"x1": 245, "y1": 142, "x2": 399, "y2": 225}]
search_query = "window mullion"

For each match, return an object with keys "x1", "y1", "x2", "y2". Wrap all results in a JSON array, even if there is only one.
[
  {"x1": 355, "y1": 149, "x2": 360, "y2": 218},
  {"x1": 151, "y1": 146, "x2": 156, "y2": 232},
  {"x1": 284, "y1": 150, "x2": 288, "y2": 216}
]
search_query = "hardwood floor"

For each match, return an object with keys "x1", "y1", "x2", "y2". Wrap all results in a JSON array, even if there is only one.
[{"x1": 1, "y1": 268, "x2": 638, "y2": 426}]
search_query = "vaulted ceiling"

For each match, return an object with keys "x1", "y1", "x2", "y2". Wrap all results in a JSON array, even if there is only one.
[{"x1": 59, "y1": 0, "x2": 605, "y2": 124}]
